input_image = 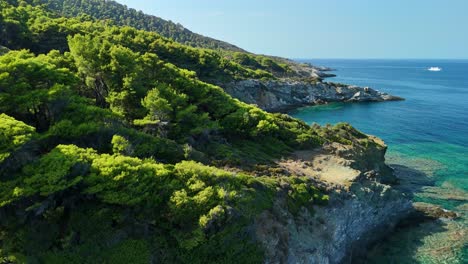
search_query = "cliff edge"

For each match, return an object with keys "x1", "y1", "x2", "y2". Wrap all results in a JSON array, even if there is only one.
[{"x1": 254, "y1": 129, "x2": 412, "y2": 263}]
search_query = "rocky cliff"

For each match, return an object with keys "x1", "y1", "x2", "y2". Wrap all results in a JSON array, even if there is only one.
[
  {"x1": 223, "y1": 80, "x2": 403, "y2": 112},
  {"x1": 255, "y1": 136, "x2": 412, "y2": 263}
]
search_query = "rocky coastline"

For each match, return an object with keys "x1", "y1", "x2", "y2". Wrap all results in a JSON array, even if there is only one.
[
  {"x1": 251, "y1": 134, "x2": 458, "y2": 263},
  {"x1": 218, "y1": 74, "x2": 450, "y2": 262},
  {"x1": 254, "y1": 136, "x2": 414, "y2": 263},
  {"x1": 218, "y1": 68, "x2": 420, "y2": 263},
  {"x1": 223, "y1": 62, "x2": 451, "y2": 263},
  {"x1": 219, "y1": 61, "x2": 461, "y2": 263},
  {"x1": 223, "y1": 79, "x2": 404, "y2": 112}
]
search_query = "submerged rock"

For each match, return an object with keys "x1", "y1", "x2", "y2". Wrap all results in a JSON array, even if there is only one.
[
  {"x1": 412, "y1": 202, "x2": 459, "y2": 220},
  {"x1": 223, "y1": 80, "x2": 403, "y2": 112}
]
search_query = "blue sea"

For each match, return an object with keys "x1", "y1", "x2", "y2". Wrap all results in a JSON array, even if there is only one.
[{"x1": 291, "y1": 59, "x2": 468, "y2": 263}]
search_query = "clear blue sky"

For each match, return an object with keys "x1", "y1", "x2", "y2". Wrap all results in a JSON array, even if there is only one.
[{"x1": 116, "y1": 0, "x2": 468, "y2": 59}]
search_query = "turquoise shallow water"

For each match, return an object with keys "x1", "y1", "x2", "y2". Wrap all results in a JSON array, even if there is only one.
[{"x1": 290, "y1": 59, "x2": 468, "y2": 263}]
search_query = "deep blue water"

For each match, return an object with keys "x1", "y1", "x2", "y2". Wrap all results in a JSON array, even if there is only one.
[{"x1": 291, "y1": 59, "x2": 468, "y2": 263}]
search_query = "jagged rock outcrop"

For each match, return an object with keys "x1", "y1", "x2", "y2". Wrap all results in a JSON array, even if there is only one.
[
  {"x1": 255, "y1": 138, "x2": 412, "y2": 264},
  {"x1": 0, "y1": 45, "x2": 9, "y2": 55},
  {"x1": 223, "y1": 80, "x2": 404, "y2": 112}
]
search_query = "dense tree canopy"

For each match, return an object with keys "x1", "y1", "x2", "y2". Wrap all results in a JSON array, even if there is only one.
[
  {"x1": 0, "y1": 1, "x2": 376, "y2": 263},
  {"x1": 0, "y1": 50, "x2": 77, "y2": 130},
  {"x1": 22, "y1": 0, "x2": 246, "y2": 52}
]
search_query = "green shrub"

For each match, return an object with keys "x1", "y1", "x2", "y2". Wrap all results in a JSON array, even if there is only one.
[
  {"x1": 0, "y1": 114, "x2": 36, "y2": 163},
  {"x1": 111, "y1": 135, "x2": 131, "y2": 155}
]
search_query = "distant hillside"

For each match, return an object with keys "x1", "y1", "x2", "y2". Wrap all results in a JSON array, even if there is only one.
[
  {"x1": 11, "y1": 0, "x2": 323, "y2": 81},
  {"x1": 22, "y1": 0, "x2": 246, "y2": 52}
]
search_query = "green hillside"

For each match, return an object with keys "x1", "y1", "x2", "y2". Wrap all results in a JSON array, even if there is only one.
[
  {"x1": 16, "y1": 0, "x2": 246, "y2": 52},
  {"x1": 0, "y1": 1, "x2": 376, "y2": 263}
]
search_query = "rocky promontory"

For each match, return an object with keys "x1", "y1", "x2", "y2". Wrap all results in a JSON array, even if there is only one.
[
  {"x1": 254, "y1": 129, "x2": 413, "y2": 263},
  {"x1": 223, "y1": 79, "x2": 404, "y2": 112}
]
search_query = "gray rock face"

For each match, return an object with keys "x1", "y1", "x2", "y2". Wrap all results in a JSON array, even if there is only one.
[
  {"x1": 0, "y1": 45, "x2": 9, "y2": 55},
  {"x1": 223, "y1": 80, "x2": 403, "y2": 112},
  {"x1": 256, "y1": 183, "x2": 411, "y2": 264},
  {"x1": 254, "y1": 141, "x2": 412, "y2": 264}
]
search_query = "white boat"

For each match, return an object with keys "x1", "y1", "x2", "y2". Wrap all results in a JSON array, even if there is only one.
[{"x1": 428, "y1": 67, "x2": 442, "y2": 72}]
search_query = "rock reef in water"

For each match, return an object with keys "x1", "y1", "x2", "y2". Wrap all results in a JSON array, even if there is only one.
[
  {"x1": 255, "y1": 136, "x2": 413, "y2": 263},
  {"x1": 223, "y1": 79, "x2": 404, "y2": 112}
]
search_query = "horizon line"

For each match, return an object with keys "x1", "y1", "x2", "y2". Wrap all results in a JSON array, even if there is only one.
[{"x1": 290, "y1": 57, "x2": 468, "y2": 60}]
